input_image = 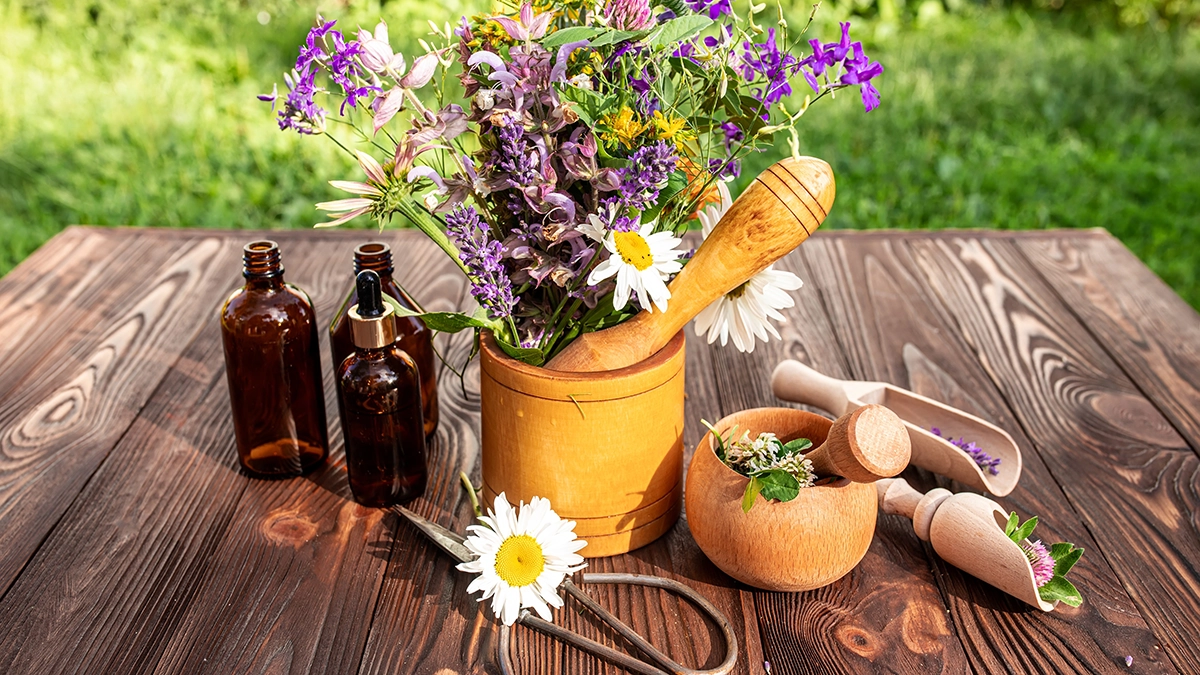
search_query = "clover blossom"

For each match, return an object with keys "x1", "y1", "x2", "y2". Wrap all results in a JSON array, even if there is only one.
[
  {"x1": 604, "y1": 0, "x2": 654, "y2": 31},
  {"x1": 1021, "y1": 539, "x2": 1056, "y2": 588},
  {"x1": 446, "y1": 206, "x2": 518, "y2": 319}
]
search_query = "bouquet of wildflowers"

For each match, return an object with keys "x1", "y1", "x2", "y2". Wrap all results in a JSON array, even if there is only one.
[{"x1": 263, "y1": 0, "x2": 882, "y2": 365}]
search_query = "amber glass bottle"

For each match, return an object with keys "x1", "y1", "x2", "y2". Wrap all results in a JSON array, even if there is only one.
[
  {"x1": 336, "y1": 270, "x2": 428, "y2": 507},
  {"x1": 220, "y1": 241, "x2": 328, "y2": 476},
  {"x1": 330, "y1": 243, "x2": 438, "y2": 438}
]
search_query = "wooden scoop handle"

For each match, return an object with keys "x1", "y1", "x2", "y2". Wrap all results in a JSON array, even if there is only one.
[
  {"x1": 546, "y1": 156, "x2": 836, "y2": 372},
  {"x1": 770, "y1": 359, "x2": 854, "y2": 415},
  {"x1": 804, "y1": 405, "x2": 911, "y2": 483}
]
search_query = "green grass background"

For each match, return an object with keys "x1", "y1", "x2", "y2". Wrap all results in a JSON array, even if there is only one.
[{"x1": 1, "y1": 1, "x2": 1198, "y2": 305}]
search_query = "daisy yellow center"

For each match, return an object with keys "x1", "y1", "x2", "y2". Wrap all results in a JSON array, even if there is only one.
[
  {"x1": 494, "y1": 534, "x2": 545, "y2": 587},
  {"x1": 613, "y1": 231, "x2": 654, "y2": 271}
]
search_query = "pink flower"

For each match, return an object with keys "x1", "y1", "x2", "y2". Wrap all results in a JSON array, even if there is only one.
[
  {"x1": 492, "y1": 3, "x2": 552, "y2": 42},
  {"x1": 604, "y1": 0, "x2": 653, "y2": 31},
  {"x1": 315, "y1": 151, "x2": 386, "y2": 228},
  {"x1": 357, "y1": 22, "x2": 405, "y2": 73},
  {"x1": 1021, "y1": 539, "x2": 1055, "y2": 588}
]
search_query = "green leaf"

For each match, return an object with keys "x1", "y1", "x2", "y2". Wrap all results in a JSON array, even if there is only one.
[
  {"x1": 755, "y1": 469, "x2": 801, "y2": 503},
  {"x1": 1050, "y1": 543, "x2": 1084, "y2": 576},
  {"x1": 1038, "y1": 575, "x2": 1083, "y2": 607},
  {"x1": 1004, "y1": 511, "x2": 1020, "y2": 538},
  {"x1": 541, "y1": 26, "x2": 602, "y2": 48},
  {"x1": 742, "y1": 476, "x2": 763, "y2": 513},
  {"x1": 1011, "y1": 515, "x2": 1039, "y2": 544},
  {"x1": 390, "y1": 303, "x2": 502, "y2": 335},
  {"x1": 493, "y1": 336, "x2": 545, "y2": 366},
  {"x1": 645, "y1": 15, "x2": 712, "y2": 48},
  {"x1": 701, "y1": 419, "x2": 728, "y2": 463},
  {"x1": 782, "y1": 438, "x2": 813, "y2": 455},
  {"x1": 558, "y1": 86, "x2": 616, "y2": 128},
  {"x1": 589, "y1": 29, "x2": 644, "y2": 47}
]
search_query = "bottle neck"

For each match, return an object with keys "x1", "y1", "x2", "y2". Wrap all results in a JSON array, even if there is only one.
[
  {"x1": 354, "y1": 242, "x2": 394, "y2": 279},
  {"x1": 243, "y1": 240, "x2": 285, "y2": 284}
]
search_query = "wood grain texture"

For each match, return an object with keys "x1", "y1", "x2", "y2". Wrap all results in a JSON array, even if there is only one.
[
  {"x1": 0, "y1": 227, "x2": 1196, "y2": 675},
  {"x1": 891, "y1": 235, "x2": 1192, "y2": 672},
  {"x1": 700, "y1": 248, "x2": 973, "y2": 674},
  {"x1": 1017, "y1": 233, "x2": 1200, "y2": 454},
  {"x1": 0, "y1": 230, "x2": 236, "y2": 596},
  {"x1": 802, "y1": 234, "x2": 1171, "y2": 674}
]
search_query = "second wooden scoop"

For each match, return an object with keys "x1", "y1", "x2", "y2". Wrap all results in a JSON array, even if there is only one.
[
  {"x1": 772, "y1": 360, "x2": 1023, "y2": 496},
  {"x1": 547, "y1": 156, "x2": 835, "y2": 372}
]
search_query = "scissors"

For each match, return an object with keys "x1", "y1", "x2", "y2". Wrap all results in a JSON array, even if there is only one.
[{"x1": 396, "y1": 506, "x2": 739, "y2": 675}]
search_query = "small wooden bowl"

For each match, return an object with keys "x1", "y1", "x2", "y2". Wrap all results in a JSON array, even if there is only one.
[{"x1": 685, "y1": 407, "x2": 877, "y2": 591}]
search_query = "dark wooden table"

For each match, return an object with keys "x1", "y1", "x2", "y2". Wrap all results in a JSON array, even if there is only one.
[{"x1": 0, "y1": 226, "x2": 1197, "y2": 674}]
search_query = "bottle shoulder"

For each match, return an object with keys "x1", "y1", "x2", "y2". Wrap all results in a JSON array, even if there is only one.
[
  {"x1": 221, "y1": 281, "x2": 316, "y2": 333},
  {"x1": 338, "y1": 346, "x2": 419, "y2": 387}
]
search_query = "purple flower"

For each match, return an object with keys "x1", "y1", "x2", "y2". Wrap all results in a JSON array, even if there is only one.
[
  {"x1": 685, "y1": 0, "x2": 733, "y2": 19},
  {"x1": 708, "y1": 157, "x2": 740, "y2": 179},
  {"x1": 616, "y1": 140, "x2": 678, "y2": 212},
  {"x1": 1021, "y1": 539, "x2": 1055, "y2": 587},
  {"x1": 930, "y1": 428, "x2": 1001, "y2": 475},
  {"x1": 492, "y1": 117, "x2": 541, "y2": 188},
  {"x1": 798, "y1": 23, "x2": 883, "y2": 112},
  {"x1": 445, "y1": 206, "x2": 518, "y2": 319},
  {"x1": 629, "y1": 69, "x2": 658, "y2": 114},
  {"x1": 277, "y1": 66, "x2": 325, "y2": 134},
  {"x1": 295, "y1": 16, "x2": 336, "y2": 72},
  {"x1": 719, "y1": 121, "x2": 744, "y2": 151},
  {"x1": 740, "y1": 28, "x2": 801, "y2": 116}
]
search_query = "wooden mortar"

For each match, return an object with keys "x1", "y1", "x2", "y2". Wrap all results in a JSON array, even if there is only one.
[
  {"x1": 480, "y1": 332, "x2": 686, "y2": 558},
  {"x1": 685, "y1": 407, "x2": 888, "y2": 592}
]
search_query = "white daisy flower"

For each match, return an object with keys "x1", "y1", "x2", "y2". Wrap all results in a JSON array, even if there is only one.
[
  {"x1": 456, "y1": 492, "x2": 587, "y2": 626},
  {"x1": 587, "y1": 221, "x2": 684, "y2": 313},
  {"x1": 693, "y1": 182, "x2": 805, "y2": 353}
]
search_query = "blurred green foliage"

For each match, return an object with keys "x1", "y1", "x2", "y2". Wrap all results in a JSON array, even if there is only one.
[{"x1": 1, "y1": 0, "x2": 1198, "y2": 307}]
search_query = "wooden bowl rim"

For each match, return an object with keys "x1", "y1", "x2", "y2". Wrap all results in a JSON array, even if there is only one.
[
  {"x1": 701, "y1": 406, "x2": 855, "y2": 493},
  {"x1": 480, "y1": 330, "x2": 685, "y2": 398}
]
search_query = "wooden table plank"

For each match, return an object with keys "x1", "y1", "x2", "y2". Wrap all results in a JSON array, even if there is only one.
[
  {"x1": 801, "y1": 234, "x2": 1169, "y2": 674},
  {"x1": 698, "y1": 249, "x2": 974, "y2": 674},
  {"x1": 901, "y1": 234, "x2": 1199, "y2": 672},
  {"x1": 1016, "y1": 233, "x2": 1200, "y2": 454},
  {"x1": 0, "y1": 229, "x2": 237, "y2": 596}
]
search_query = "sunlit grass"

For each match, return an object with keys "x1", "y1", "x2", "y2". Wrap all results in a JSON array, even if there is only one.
[{"x1": 1, "y1": 1, "x2": 1198, "y2": 306}]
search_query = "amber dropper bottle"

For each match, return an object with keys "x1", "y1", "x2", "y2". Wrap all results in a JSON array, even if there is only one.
[
  {"x1": 336, "y1": 270, "x2": 428, "y2": 507},
  {"x1": 220, "y1": 240, "x2": 328, "y2": 476},
  {"x1": 330, "y1": 243, "x2": 439, "y2": 438}
]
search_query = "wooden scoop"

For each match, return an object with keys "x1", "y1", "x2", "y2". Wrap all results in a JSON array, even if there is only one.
[
  {"x1": 804, "y1": 405, "x2": 911, "y2": 483},
  {"x1": 877, "y1": 478, "x2": 1056, "y2": 611},
  {"x1": 771, "y1": 360, "x2": 1022, "y2": 496},
  {"x1": 547, "y1": 156, "x2": 835, "y2": 372}
]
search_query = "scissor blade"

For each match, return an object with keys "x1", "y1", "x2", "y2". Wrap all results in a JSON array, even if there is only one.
[{"x1": 395, "y1": 506, "x2": 476, "y2": 564}]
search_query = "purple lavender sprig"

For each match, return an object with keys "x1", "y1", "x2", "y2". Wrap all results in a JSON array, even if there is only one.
[
  {"x1": 445, "y1": 206, "x2": 518, "y2": 319},
  {"x1": 931, "y1": 427, "x2": 1001, "y2": 476},
  {"x1": 604, "y1": 140, "x2": 678, "y2": 231}
]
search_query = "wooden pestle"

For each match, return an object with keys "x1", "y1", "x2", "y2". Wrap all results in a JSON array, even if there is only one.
[
  {"x1": 547, "y1": 156, "x2": 835, "y2": 372},
  {"x1": 877, "y1": 477, "x2": 1057, "y2": 611},
  {"x1": 804, "y1": 405, "x2": 911, "y2": 483}
]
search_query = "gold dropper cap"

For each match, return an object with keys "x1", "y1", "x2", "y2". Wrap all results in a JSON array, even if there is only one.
[{"x1": 349, "y1": 269, "x2": 397, "y2": 349}]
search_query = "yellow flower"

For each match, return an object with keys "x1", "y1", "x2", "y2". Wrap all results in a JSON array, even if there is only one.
[
  {"x1": 600, "y1": 107, "x2": 647, "y2": 148},
  {"x1": 652, "y1": 111, "x2": 687, "y2": 140}
]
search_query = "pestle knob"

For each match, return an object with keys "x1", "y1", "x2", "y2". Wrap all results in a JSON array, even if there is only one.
[
  {"x1": 804, "y1": 405, "x2": 911, "y2": 483},
  {"x1": 547, "y1": 156, "x2": 835, "y2": 372}
]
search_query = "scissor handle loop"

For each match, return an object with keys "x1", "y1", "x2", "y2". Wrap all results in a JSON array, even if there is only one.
[{"x1": 497, "y1": 572, "x2": 738, "y2": 675}]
